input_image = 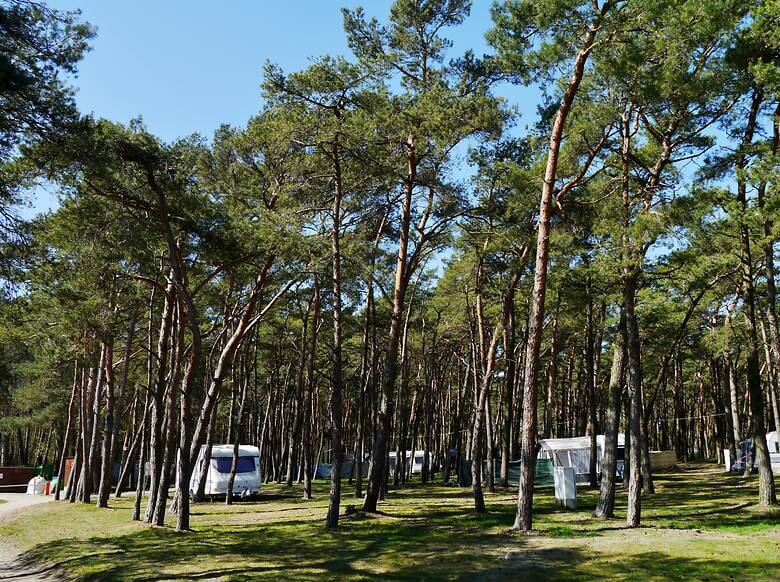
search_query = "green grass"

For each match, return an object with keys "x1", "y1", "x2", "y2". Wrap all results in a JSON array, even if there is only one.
[{"x1": 1, "y1": 464, "x2": 778, "y2": 580}]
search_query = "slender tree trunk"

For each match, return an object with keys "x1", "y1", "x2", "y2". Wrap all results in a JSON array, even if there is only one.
[
  {"x1": 364, "y1": 137, "x2": 416, "y2": 513},
  {"x1": 152, "y1": 301, "x2": 183, "y2": 526},
  {"x1": 585, "y1": 276, "x2": 598, "y2": 488},
  {"x1": 226, "y1": 368, "x2": 248, "y2": 505},
  {"x1": 512, "y1": 18, "x2": 602, "y2": 530},
  {"x1": 500, "y1": 278, "x2": 517, "y2": 487},
  {"x1": 100, "y1": 309, "x2": 139, "y2": 506},
  {"x1": 87, "y1": 341, "x2": 108, "y2": 497},
  {"x1": 67, "y1": 425, "x2": 81, "y2": 503},
  {"x1": 286, "y1": 334, "x2": 305, "y2": 488},
  {"x1": 759, "y1": 103, "x2": 780, "y2": 433},
  {"x1": 471, "y1": 326, "x2": 502, "y2": 513},
  {"x1": 133, "y1": 404, "x2": 148, "y2": 521},
  {"x1": 55, "y1": 362, "x2": 79, "y2": 501},
  {"x1": 513, "y1": 189, "x2": 551, "y2": 521},
  {"x1": 354, "y1": 286, "x2": 372, "y2": 498},
  {"x1": 116, "y1": 394, "x2": 145, "y2": 498},
  {"x1": 639, "y1": 388, "x2": 655, "y2": 494},
  {"x1": 303, "y1": 280, "x2": 321, "y2": 500},
  {"x1": 145, "y1": 278, "x2": 174, "y2": 521},
  {"x1": 327, "y1": 145, "x2": 345, "y2": 529},
  {"x1": 97, "y1": 332, "x2": 117, "y2": 508},
  {"x1": 736, "y1": 89, "x2": 776, "y2": 505},
  {"x1": 79, "y1": 347, "x2": 102, "y2": 504},
  {"x1": 594, "y1": 316, "x2": 625, "y2": 519}
]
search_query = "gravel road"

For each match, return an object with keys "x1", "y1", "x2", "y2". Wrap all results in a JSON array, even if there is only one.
[{"x1": 0, "y1": 493, "x2": 58, "y2": 581}]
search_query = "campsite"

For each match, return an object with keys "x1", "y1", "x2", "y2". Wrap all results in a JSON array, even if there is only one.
[{"x1": 1, "y1": 0, "x2": 780, "y2": 579}]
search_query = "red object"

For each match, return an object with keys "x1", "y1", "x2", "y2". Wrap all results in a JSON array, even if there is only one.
[
  {"x1": 64, "y1": 458, "x2": 75, "y2": 486},
  {"x1": 45, "y1": 480, "x2": 51, "y2": 495}
]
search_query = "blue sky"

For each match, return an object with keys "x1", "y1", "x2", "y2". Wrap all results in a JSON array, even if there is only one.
[
  {"x1": 28, "y1": 1, "x2": 535, "y2": 216},
  {"x1": 48, "y1": 1, "x2": 534, "y2": 140}
]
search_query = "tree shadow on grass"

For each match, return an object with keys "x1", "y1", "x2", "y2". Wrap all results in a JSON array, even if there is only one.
[
  {"x1": 16, "y1": 515, "x2": 538, "y2": 581},
  {"x1": 9, "y1": 467, "x2": 779, "y2": 580},
  {"x1": 471, "y1": 549, "x2": 780, "y2": 581}
]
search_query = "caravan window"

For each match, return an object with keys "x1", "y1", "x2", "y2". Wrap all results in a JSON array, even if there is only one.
[{"x1": 215, "y1": 456, "x2": 256, "y2": 474}]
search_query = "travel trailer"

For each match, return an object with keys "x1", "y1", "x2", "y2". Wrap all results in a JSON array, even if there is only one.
[
  {"x1": 387, "y1": 450, "x2": 434, "y2": 475},
  {"x1": 724, "y1": 431, "x2": 780, "y2": 472},
  {"x1": 189, "y1": 444, "x2": 261, "y2": 499}
]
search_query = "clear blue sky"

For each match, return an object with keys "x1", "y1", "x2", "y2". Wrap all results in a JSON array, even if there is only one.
[
  {"x1": 47, "y1": 0, "x2": 534, "y2": 141},
  {"x1": 28, "y1": 1, "x2": 535, "y2": 216}
]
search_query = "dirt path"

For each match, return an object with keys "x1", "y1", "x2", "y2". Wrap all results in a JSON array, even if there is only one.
[
  {"x1": 0, "y1": 493, "x2": 55, "y2": 521},
  {"x1": 0, "y1": 494, "x2": 58, "y2": 581}
]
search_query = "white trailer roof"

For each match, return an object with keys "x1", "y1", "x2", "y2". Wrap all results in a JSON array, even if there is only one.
[
  {"x1": 203, "y1": 444, "x2": 260, "y2": 458},
  {"x1": 538, "y1": 433, "x2": 625, "y2": 452}
]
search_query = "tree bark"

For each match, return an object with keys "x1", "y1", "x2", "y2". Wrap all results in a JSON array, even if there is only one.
[
  {"x1": 513, "y1": 24, "x2": 600, "y2": 530},
  {"x1": 55, "y1": 362, "x2": 79, "y2": 501},
  {"x1": 363, "y1": 135, "x2": 416, "y2": 513},
  {"x1": 593, "y1": 316, "x2": 625, "y2": 519},
  {"x1": 303, "y1": 280, "x2": 321, "y2": 500},
  {"x1": 471, "y1": 325, "x2": 502, "y2": 513},
  {"x1": 326, "y1": 140, "x2": 345, "y2": 529},
  {"x1": 96, "y1": 332, "x2": 116, "y2": 508},
  {"x1": 736, "y1": 89, "x2": 776, "y2": 505}
]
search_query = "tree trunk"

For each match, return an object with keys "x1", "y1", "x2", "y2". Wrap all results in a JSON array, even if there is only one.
[
  {"x1": 585, "y1": 276, "x2": 598, "y2": 488},
  {"x1": 471, "y1": 326, "x2": 502, "y2": 513},
  {"x1": 132, "y1": 403, "x2": 148, "y2": 521},
  {"x1": 55, "y1": 362, "x2": 79, "y2": 501},
  {"x1": 226, "y1": 370, "x2": 248, "y2": 505},
  {"x1": 326, "y1": 143, "x2": 345, "y2": 529},
  {"x1": 500, "y1": 280, "x2": 517, "y2": 487},
  {"x1": 96, "y1": 332, "x2": 116, "y2": 508},
  {"x1": 303, "y1": 280, "x2": 321, "y2": 500},
  {"x1": 593, "y1": 316, "x2": 625, "y2": 519},
  {"x1": 145, "y1": 278, "x2": 175, "y2": 521},
  {"x1": 759, "y1": 102, "x2": 780, "y2": 433},
  {"x1": 512, "y1": 21, "x2": 600, "y2": 530},
  {"x1": 78, "y1": 346, "x2": 103, "y2": 504},
  {"x1": 736, "y1": 89, "x2": 776, "y2": 506},
  {"x1": 363, "y1": 136, "x2": 416, "y2": 513}
]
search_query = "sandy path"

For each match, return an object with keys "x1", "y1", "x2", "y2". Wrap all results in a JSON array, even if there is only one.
[
  {"x1": 0, "y1": 493, "x2": 55, "y2": 522},
  {"x1": 0, "y1": 493, "x2": 58, "y2": 581}
]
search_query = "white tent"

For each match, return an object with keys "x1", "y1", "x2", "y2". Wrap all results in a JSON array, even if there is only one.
[
  {"x1": 537, "y1": 434, "x2": 625, "y2": 482},
  {"x1": 188, "y1": 444, "x2": 261, "y2": 498}
]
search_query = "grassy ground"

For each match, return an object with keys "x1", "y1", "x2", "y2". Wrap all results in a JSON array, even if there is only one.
[{"x1": 1, "y1": 463, "x2": 778, "y2": 580}]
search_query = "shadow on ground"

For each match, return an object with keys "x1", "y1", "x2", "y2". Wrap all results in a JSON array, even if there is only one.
[{"x1": 4, "y1": 464, "x2": 779, "y2": 580}]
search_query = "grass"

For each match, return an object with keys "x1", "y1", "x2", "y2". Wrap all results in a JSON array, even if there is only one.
[{"x1": 1, "y1": 463, "x2": 778, "y2": 580}]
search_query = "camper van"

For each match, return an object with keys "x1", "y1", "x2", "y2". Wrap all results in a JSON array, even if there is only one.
[{"x1": 189, "y1": 444, "x2": 261, "y2": 499}]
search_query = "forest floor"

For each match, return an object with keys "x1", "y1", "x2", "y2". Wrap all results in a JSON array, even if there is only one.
[{"x1": 0, "y1": 463, "x2": 778, "y2": 580}]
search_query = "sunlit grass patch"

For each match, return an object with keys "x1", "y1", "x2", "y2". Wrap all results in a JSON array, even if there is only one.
[{"x1": 1, "y1": 464, "x2": 778, "y2": 580}]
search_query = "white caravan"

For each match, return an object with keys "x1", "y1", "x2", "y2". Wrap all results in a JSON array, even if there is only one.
[
  {"x1": 387, "y1": 450, "x2": 434, "y2": 475},
  {"x1": 189, "y1": 444, "x2": 261, "y2": 499}
]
